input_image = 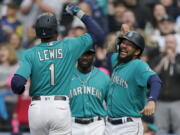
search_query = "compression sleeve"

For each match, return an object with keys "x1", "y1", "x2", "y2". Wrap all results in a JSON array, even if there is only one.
[
  {"x1": 147, "y1": 74, "x2": 162, "y2": 101},
  {"x1": 81, "y1": 14, "x2": 105, "y2": 46}
]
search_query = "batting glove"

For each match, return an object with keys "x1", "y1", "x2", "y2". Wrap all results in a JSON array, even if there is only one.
[{"x1": 65, "y1": 3, "x2": 85, "y2": 19}]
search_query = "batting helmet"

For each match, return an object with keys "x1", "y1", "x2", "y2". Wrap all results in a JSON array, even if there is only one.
[
  {"x1": 34, "y1": 13, "x2": 58, "y2": 39},
  {"x1": 117, "y1": 31, "x2": 145, "y2": 52}
]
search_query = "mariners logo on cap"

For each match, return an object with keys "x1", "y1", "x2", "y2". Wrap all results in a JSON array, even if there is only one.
[
  {"x1": 42, "y1": 29, "x2": 46, "y2": 35},
  {"x1": 127, "y1": 32, "x2": 133, "y2": 37}
]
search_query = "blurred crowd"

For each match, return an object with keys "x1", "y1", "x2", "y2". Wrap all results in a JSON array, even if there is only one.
[{"x1": 0, "y1": 0, "x2": 180, "y2": 134}]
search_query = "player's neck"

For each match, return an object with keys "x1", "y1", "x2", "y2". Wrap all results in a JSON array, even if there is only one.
[
  {"x1": 41, "y1": 35, "x2": 57, "y2": 42},
  {"x1": 77, "y1": 65, "x2": 93, "y2": 74}
]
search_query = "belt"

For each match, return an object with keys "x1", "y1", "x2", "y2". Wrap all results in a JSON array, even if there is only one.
[
  {"x1": 32, "y1": 96, "x2": 67, "y2": 101},
  {"x1": 108, "y1": 117, "x2": 133, "y2": 125},
  {"x1": 74, "y1": 116, "x2": 103, "y2": 124}
]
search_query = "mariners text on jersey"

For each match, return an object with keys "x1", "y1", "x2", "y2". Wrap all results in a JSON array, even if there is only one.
[
  {"x1": 111, "y1": 73, "x2": 128, "y2": 88},
  {"x1": 69, "y1": 86, "x2": 102, "y2": 100},
  {"x1": 38, "y1": 49, "x2": 63, "y2": 61}
]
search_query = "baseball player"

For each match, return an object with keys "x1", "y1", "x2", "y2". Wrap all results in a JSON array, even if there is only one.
[
  {"x1": 104, "y1": 31, "x2": 162, "y2": 135},
  {"x1": 69, "y1": 49, "x2": 110, "y2": 135},
  {"x1": 11, "y1": 3, "x2": 105, "y2": 135}
]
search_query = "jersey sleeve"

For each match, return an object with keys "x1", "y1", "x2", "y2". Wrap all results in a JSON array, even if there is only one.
[
  {"x1": 135, "y1": 61, "x2": 155, "y2": 87},
  {"x1": 67, "y1": 33, "x2": 93, "y2": 59},
  {"x1": 15, "y1": 50, "x2": 32, "y2": 80}
]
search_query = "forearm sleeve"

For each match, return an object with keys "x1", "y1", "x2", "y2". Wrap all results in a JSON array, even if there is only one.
[
  {"x1": 147, "y1": 74, "x2": 162, "y2": 101},
  {"x1": 81, "y1": 15, "x2": 105, "y2": 46}
]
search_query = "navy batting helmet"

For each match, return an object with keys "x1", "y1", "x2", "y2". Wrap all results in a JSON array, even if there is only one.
[
  {"x1": 34, "y1": 13, "x2": 58, "y2": 39},
  {"x1": 117, "y1": 31, "x2": 145, "y2": 52}
]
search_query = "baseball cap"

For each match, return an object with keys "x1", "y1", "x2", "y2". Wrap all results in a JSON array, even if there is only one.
[{"x1": 159, "y1": 15, "x2": 174, "y2": 23}]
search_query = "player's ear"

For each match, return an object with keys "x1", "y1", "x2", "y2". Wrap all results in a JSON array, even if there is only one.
[{"x1": 135, "y1": 49, "x2": 141, "y2": 56}]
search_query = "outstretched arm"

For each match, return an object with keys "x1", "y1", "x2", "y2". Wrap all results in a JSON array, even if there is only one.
[
  {"x1": 140, "y1": 74, "x2": 161, "y2": 116},
  {"x1": 66, "y1": 3, "x2": 105, "y2": 46}
]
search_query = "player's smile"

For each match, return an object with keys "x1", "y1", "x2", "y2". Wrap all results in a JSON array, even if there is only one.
[
  {"x1": 119, "y1": 48, "x2": 128, "y2": 57},
  {"x1": 119, "y1": 39, "x2": 137, "y2": 58},
  {"x1": 80, "y1": 58, "x2": 89, "y2": 64},
  {"x1": 79, "y1": 55, "x2": 92, "y2": 64}
]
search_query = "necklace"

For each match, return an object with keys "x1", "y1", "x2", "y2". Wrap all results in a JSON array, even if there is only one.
[{"x1": 75, "y1": 67, "x2": 94, "y2": 86}]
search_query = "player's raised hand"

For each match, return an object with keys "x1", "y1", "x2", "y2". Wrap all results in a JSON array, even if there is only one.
[
  {"x1": 140, "y1": 101, "x2": 156, "y2": 116},
  {"x1": 65, "y1": 3, "x2": 81, "y2": 16}
]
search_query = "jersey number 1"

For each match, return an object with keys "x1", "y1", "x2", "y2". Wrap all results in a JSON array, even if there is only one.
[{"x1": 49, "y1": 63, "x2": 55, "y2": 86}]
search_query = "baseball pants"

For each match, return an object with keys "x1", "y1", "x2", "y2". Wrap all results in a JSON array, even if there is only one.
[
  {"x1": 28, "y1": 96, "x2": 72, "y2": 135},
  {"x1": 104, "y1": 117, "x2": 143, "y2": 135},
  {"x1": 72, "y1": 117, "x2": 105, "y2": 135}
]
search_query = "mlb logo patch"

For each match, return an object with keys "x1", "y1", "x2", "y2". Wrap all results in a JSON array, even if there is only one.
[{"x1": 147, "y1": 67, "x2": 153, "y2": 72}]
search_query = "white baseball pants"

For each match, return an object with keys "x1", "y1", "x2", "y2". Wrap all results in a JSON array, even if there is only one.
[
  {"x1": 72, "y1": 118, "x2": 105, "y2": 135},
  {"x1": 28, "y1": 96, "x2": 72, "y2": 135},
  {"x1": 104, "y1": 117, "x2": 144, "y2": 135}
]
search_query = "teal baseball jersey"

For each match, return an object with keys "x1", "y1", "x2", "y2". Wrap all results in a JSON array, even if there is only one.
[
  {"x1": 16, "y1": 33, "x2": 93, "y2": 96},
  {"x1": 107, "y1": 53, "x2": 155, "y2": 117},
  {"x1": 69, "y1": 67, "x2": 110, "y2": 118}
]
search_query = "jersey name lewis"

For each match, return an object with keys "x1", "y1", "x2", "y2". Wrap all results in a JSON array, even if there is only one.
[
  {"x1": 69, "y1": 86, "x2": 102, "y2": 100},
  {"x1": 38, "y1": 49, "x2": 63, "y2": 61}
]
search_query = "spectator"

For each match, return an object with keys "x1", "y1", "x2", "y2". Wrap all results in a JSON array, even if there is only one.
[
  {"x1": 9, "y1": 33, "x2": 25, "y2": 59},
  {"x1": 66, "y1": 26, "x2": 86, "y2": 39},
  {"x1": 122, "y1": 0, "x2": 151, "y2": 29},
  {"x1": 22, "y1": 26, "x2": 38, "y2": 49},
  {"x1": 19, "y1": 0, "x2": 39, "y2": 44},
  {"x1": 12, "y1": 81, "x2": 31, "y2": 133},
  {"x1": 121, "y1": 10, "x2": 155, "y2": 47},
  {"x1": 154, "y1": 34, "x2": 180, "y2": 134},
  {"x1": 152, "y1": 15, "x2": 180, "y2": 53},
  {"x1": 108, "y1": 1, "x2": 126, "y2": 33},
  {"x1": 19, "y1": 0, "x2": 66, "y2": 41},
  {"x1": 121, "y1": 9, "x2": 138, "y2": 29},
  {"x1": 0, "y1": 44, "x2": 19, "y2": 131},
  {"x1": 71, "y1": 26, "x2": 86, "y2": 37},
  {"x1": 0, "y1": 2, "x2": 23, "y2": 37},
  {"x1": 94, "y1": 33, "x2": 117, "y2": 75},
  {"x1": 32, "y1": 0, "x2": 65, "y2": 21},
  {"x1": 83, "y1": 0, "x2": 109, "y2": 34},
  {"x1": 145, "y1": 3, "x2": 168, "y2": 35},
  {"x1": 160, "y1": 0, "x2": 179, "y2": 19}
]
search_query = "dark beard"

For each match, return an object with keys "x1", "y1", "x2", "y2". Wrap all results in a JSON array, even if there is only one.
[
  {"x1": 118, "y1": 54, "x2": 134, "y2": 64},
  {"x1": 77, "y1": 60, "x2": 93, "y2": 73},
  {"x1": 79, "y1": 62, "x2": 92, "y2": 69}
]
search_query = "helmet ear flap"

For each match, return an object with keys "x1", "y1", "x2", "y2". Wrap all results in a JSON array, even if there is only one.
[{"x1": 115, "y1": 37, "x2": 121, "y2": 52}]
